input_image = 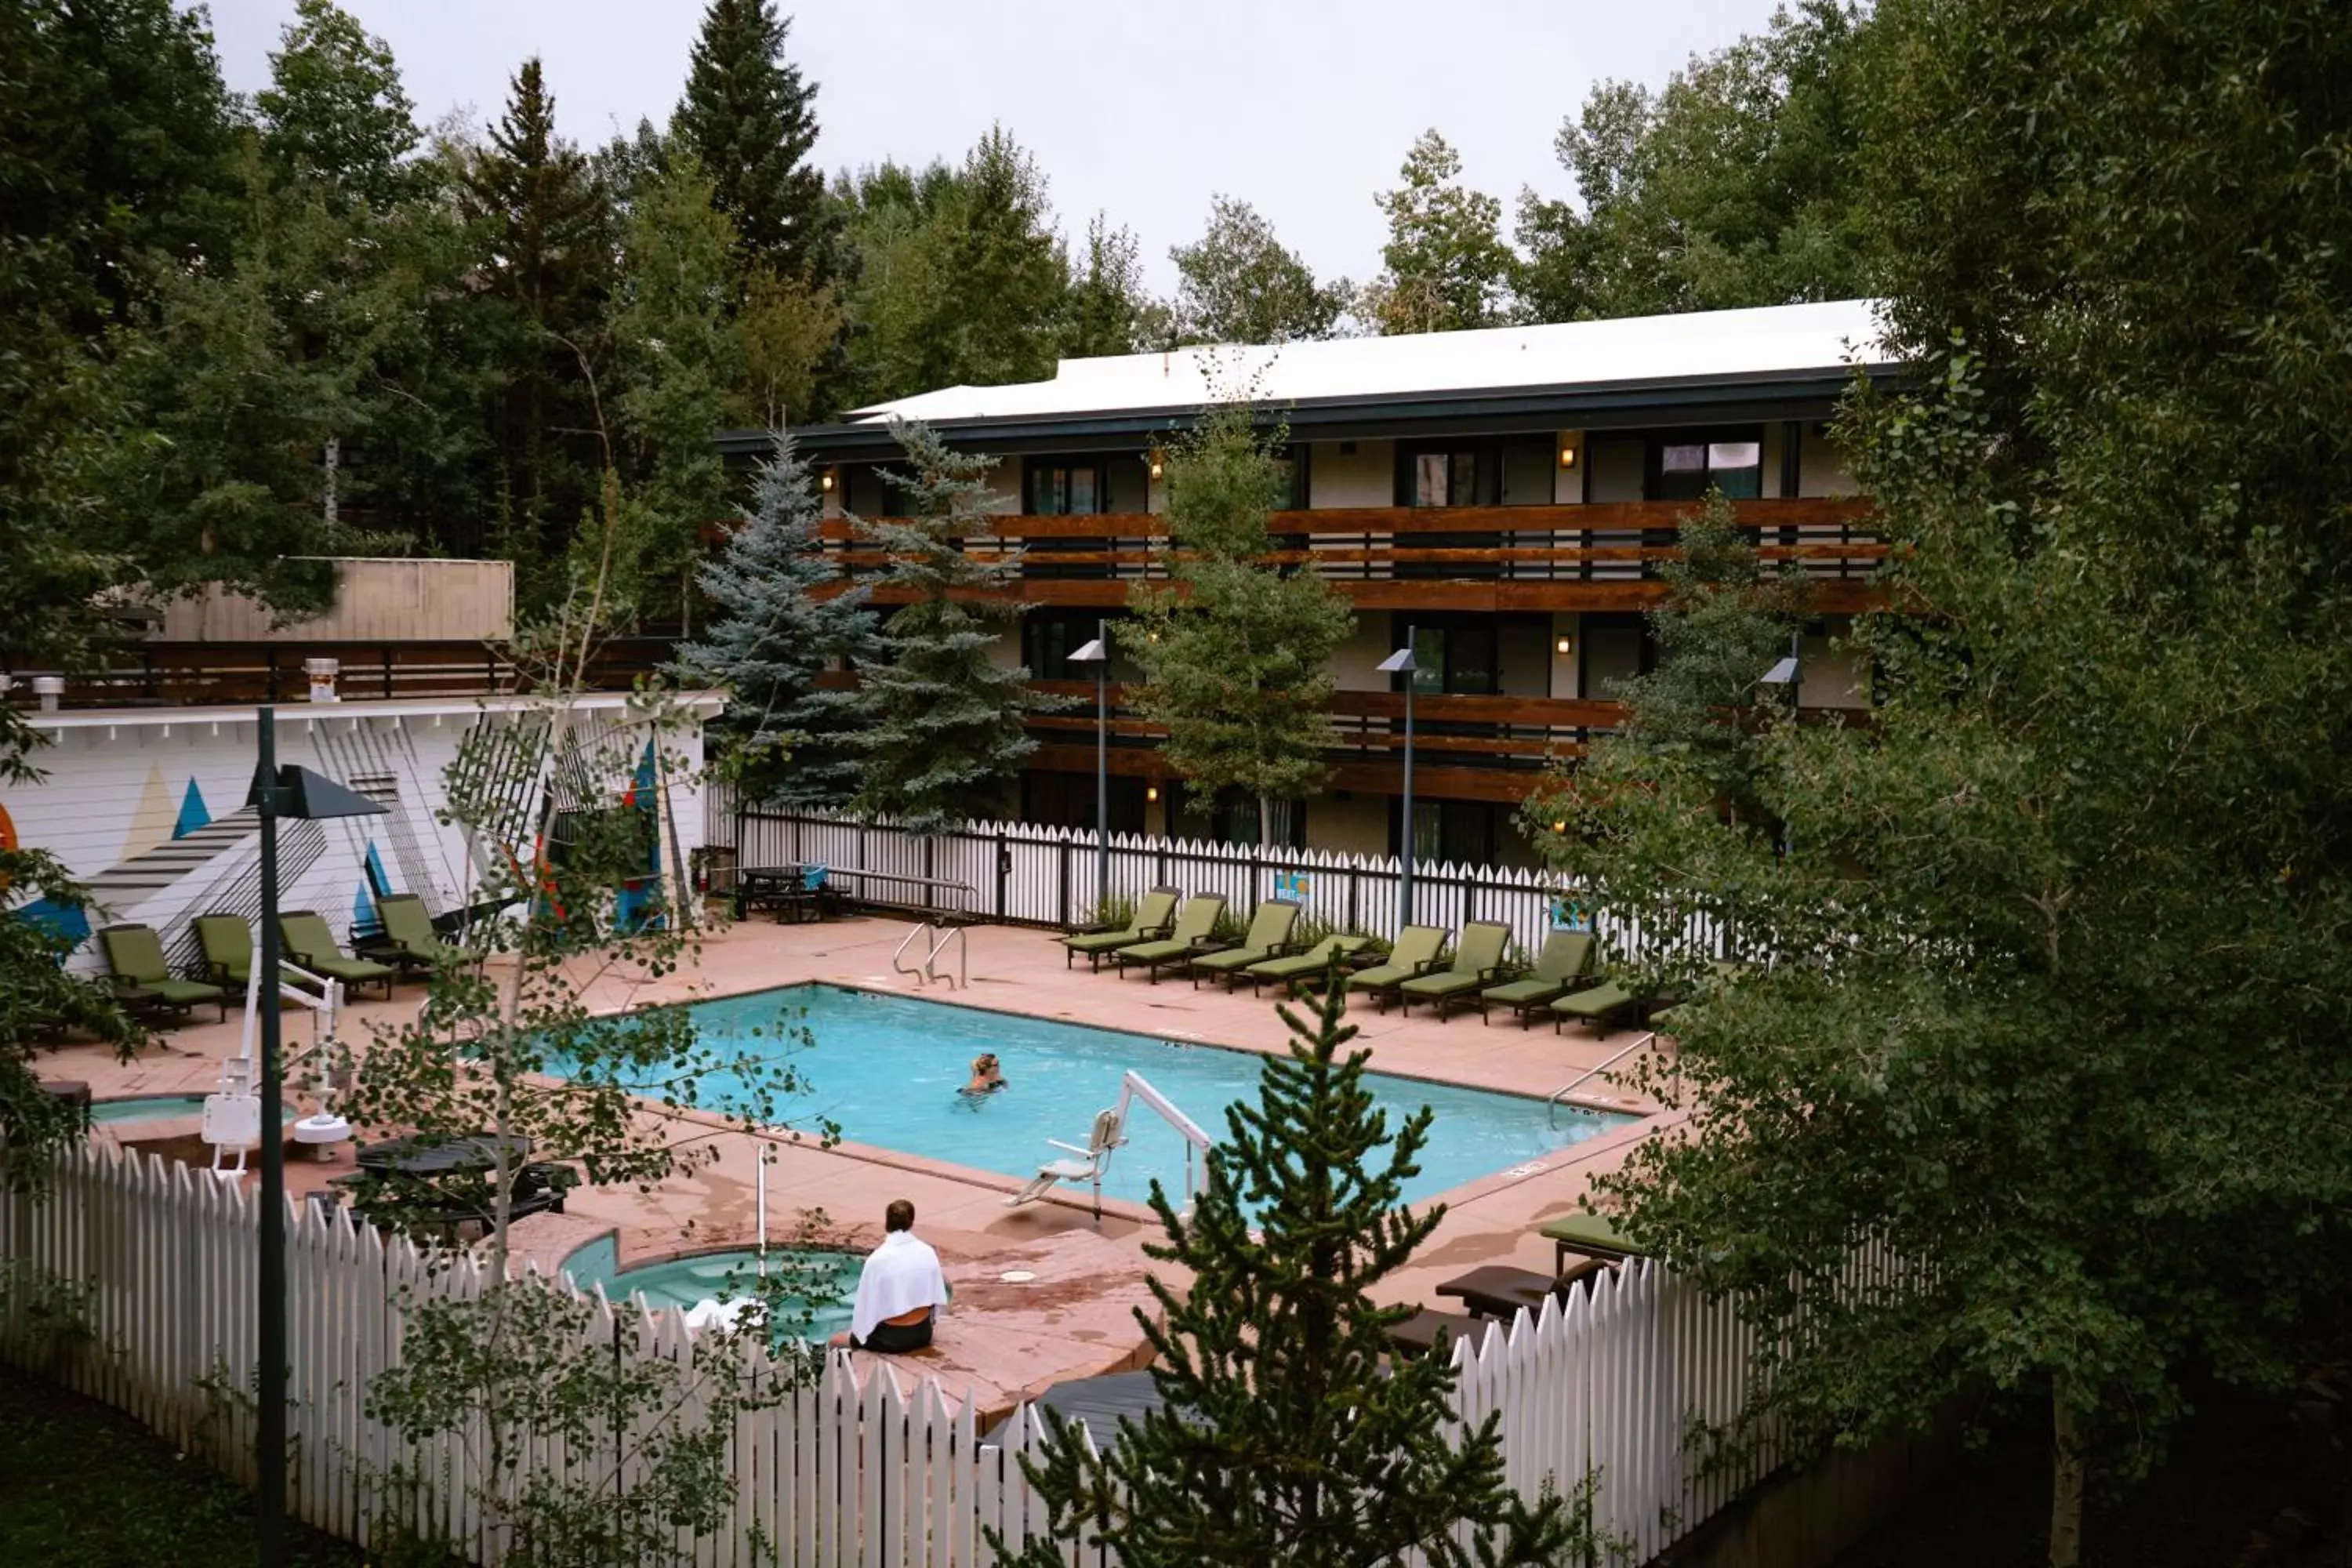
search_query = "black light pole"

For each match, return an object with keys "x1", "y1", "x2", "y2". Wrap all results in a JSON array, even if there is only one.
[
  {"x1": 1377, "y1": 629, "x2": 1419, "y2": 926},
  {"x1": 245, "y1": 713, "x2": 383, "y2": 1566},
  {"x1": 1069, "y1": 626, "x2": 1111, "y2": 913}
]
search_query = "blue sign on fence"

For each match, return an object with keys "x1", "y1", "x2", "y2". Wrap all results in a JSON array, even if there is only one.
[
  {"x1": 1549, "y1": 897, "x2": 1590, "y2": 932},
  {"x1": 1274, "y1": 869, "x2": 1309, "y2": 902}
]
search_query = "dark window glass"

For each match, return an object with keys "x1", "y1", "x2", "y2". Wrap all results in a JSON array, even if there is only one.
[
  {"x1": 1025, "y1": 460, "x2": 1108, "y2": 516},
  {"x1": 1649, "y1": 430, "x2": 1763, "y2": 501}
]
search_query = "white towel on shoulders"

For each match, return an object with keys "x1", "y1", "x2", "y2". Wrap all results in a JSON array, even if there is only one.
[{"x1": 849, "y1": 1231, "x2": 950, "y2": 1341}]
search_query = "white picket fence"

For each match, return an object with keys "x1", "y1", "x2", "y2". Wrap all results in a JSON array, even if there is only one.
[
  {"x1": 710, "y1": 804, "x2": 1728, "y2": 969},
  {"x1": 0, "y1": 1142, "x2": 1810, "y2": 1565}
]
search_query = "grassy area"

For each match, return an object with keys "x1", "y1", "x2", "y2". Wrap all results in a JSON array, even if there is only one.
[{"x1": 0, "y1": 1364, "x2": 365, "y2": 1568}]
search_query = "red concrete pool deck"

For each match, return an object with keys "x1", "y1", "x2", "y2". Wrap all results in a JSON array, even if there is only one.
[{"x1": 38, "y1": 913, "x2": 1676, "y2": 1414}]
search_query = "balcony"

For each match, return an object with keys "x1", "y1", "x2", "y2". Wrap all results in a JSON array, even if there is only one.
[
  {"x1": 1025, "y1": 682, "x2": 1625, "y2": 804},
  {"x1": 816, "y1": 498, "x2": 1883, "y2": 613}
]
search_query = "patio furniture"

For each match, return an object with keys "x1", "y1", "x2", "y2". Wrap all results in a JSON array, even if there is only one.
[
  {"x1": 276, "y1": 910, "x2": 397, "y2": 1000},
  {"x1": 1004, "y1": 1105, "x2": 1127, "y2": 1220},
  {"x1": 1548, "y1": 978, "x2": 1645, "y2": 1036},
  {"x1": 1396, "y1": 920, "x2": 1514, "y2": 1022},
  {"x1": 1385, "y1": 1307, "x2": 1488, "y2": 1359},
  {"x1": 1243, "y1": 932, "x2": 1374, "y2": 996},
  {"x1": 1434, "y1": 1257, "x2": 1613, "y2": 1320},
  {"x1": 194, "y1": 913, "x2": 300, "y2": 992},
  {"x1": 1343, "y1": 925, "x2": 1450, "y2": 1014},
  {"x1": 1111, "y1": 895, "x2": 1228, "y2": 983},
  {"x1": 1477, "y1": 931, "x2": 1596, "y2": 1027},
  {"x1": 1060, "y1": 887, "x2": 1180, "y2": 971},
  {"x1": 339, "y1": 1132, "x2": 573, "y2": 1240},
  {"x1": 1537, "y1": 1211, "x2": 1653, "y2": 1276},
  {"x1": 1185, "y1": 899, "x2": 1302, "y2": 989},
  {"x1": 97, "y1": 924, "x2": 227, "y2": 1025},
  {"x1": 364, "y1": 894, "x2": 463, "y2": 979}
]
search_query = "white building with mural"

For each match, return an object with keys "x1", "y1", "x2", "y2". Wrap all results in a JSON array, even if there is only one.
[{"x1": 2, "y1": 692, "x2": 719, "y2": 977}]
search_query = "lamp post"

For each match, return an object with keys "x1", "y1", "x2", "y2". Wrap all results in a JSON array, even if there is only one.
[
  {"x1": 245, "y1": 708, "x2": 383, "y2": 1566},
  {"x1": 1377, "y1": 629, "x2": 1419, "y2": 927},
  {"x1": 1068, "y1": 626, "x2": 1111, "y2": 916}
]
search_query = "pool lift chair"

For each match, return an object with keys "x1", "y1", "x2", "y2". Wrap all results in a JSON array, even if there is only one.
[
  {"x1": 205, "y1": 950, "x2": 358, "y2": 1179},
  {"x1": 1005, "y1": 1069, "x2": 1214, "y2": 1222}
]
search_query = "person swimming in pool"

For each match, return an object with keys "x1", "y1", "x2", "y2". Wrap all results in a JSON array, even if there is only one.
[{"x1": 961, "y1": 1053, "x2": 1005, "y2": 1095}]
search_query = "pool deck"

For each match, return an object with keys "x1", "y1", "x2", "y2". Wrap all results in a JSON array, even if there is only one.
[{"x1": 40, "y1": 913, "x2": 1677, "y2": 1420}]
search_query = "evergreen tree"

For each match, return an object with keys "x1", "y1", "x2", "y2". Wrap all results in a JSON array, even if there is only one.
[
  {"x1": 1363, "y1": 129, "x2": 1513, "y2": 335},
  {"x1": 255, "y1": 0, "x2": 419, "y2": 212},
  {"x1": 1167, "y1": 194, "x2": 1352, "y2": 346},
  {"x1": 673, "y1": 432, "x2": 877, "y2": 808},
  {"x1": 998, "y1": 976, "x2": 1577, "y2": 1568},
  {"x1": 1061, "y1": 213, "x2": 1152, "y2": 358},
  {"x1": 463, "y1": 58, "x2": 616, "y2": 591},
  {"x1": 1127, "y1": 403, "x2": 1356, "y2": 847},
  {"x1": 844, "y1": 419, "x2": 1061, "y2": 832},
  {"x1": 671, "y1": 0, "x2": 830, "y2": 283}
]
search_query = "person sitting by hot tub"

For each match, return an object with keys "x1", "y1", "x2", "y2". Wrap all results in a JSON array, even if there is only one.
[
  {"x1": 962, "y1": 1053, "x2": 1006, "y2": 1095},
  {"x1": 830, "y1": 1198, "x2": 949, "y2": 1353}
]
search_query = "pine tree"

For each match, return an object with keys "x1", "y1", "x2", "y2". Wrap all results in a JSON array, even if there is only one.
[
  {"x1": 671, "y1": 0, "x2": 829, "y2": 283},
  {"x1": 997, "y1": 975, "x2": 1577, "y2": 1568},
  {"x1": 464, "y1": 57, "x2": 615, "y2": 586},
  {"x1": 673, "y1": 431, "x2": 877, "y2": 808},
  {"x1": 844, "y1": 419, "x2": 1061, "y2": 832}
]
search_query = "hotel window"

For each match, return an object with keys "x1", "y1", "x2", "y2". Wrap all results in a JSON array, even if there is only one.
[
  {"x1": 1025, "y1": 459, "x2": 1107, "y2": 516},
  {"x1": 1651, "y1": 430, "x2": 1764, "y2": 501}
]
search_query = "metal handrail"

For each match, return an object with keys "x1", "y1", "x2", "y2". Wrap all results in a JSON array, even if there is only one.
[
  {"x1": 892, "y1": 920, "x2": 968, "y2": 989},
  {"x1": 1545, "y1": 1032, "x2": 1659, "y2": 1126}
]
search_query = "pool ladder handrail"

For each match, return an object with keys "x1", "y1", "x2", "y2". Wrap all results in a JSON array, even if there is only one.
[
  {"x1": 893, "y1": 917, "x2": 968, "y2": 990},
  {"x1": 1545, "y1": 1032, "x2": 1660, "y2": 1126}
]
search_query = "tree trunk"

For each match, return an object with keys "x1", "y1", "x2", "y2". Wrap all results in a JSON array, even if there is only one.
[
  {"x1": 2049, "y1": 1377, "x2": 2085, "y2": 1568},
  {"x1": 1258, "y1": 794, "x2": 1273, "y2": 851}
]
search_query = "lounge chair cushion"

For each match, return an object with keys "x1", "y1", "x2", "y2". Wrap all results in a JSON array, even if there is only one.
[
  {"x1": 1549, "y1": 980, "x2": 1635, "y2": 1019},
  {"x1": 1481, "y1": 975, "x2": 1569, "y2": 1007},
  {"x1": 1537, "y1": 1211, "x2": 1650, "y2": 1259},
  {"x1": 1247, "y1": 934, "x2": 1372, "y2": 984},
  {"x1": 1115, "y1": 898, "x2": 1225, "y2": 967},
  {"x1": 1062, "y1": 891, "x2": 1181, "y2": 953},
  {"x1": 1345, "y1": 926, "x2": 1450, "y2": 993}
]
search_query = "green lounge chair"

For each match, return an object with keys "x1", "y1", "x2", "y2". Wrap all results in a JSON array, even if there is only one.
[
  {"x1": 1344, "y1": 924, "x2": 1450, "y2": 1014},
  {"x1": 1396, "y1": 920, "x2": 1515, "y2": 1022},
  {"x1": 1537, "y1": 1210, "x2": 1654, "y2": 1275},
  {"x1": 277, "y1": 909, "x2": 397, "y2": 1000},
  {"x1": 1111, "y1": 895, "x2": 1227, "y2": 983},
  {"x1": 1477, "y1": 931, "x2": 1597, "y2": 1028},
  {"x1": 1243, "y1": 932, "x2": 1374, "y2": 996},
  {"x1": 1186, "y1": 899, "x2": 1302, "y2": 989},
  {"x1": 1060, "y1": 887, "x2": 1181, "y2": 971},
  {"x1": 1548, "y1": 978, "x2": 1642, "y2": 1036},
  {"x1": 368, "y1": 894, "x2": 463, "y2": 978},
  {"x1": 98, "y1": 924, "x2": 227, "y2": 1024},
  {"x1": 194, "y1": 912, "x2": 306, "y2": 993}
]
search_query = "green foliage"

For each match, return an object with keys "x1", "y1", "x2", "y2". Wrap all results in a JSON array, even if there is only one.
[
  {"x1": 1363, "y1": 129, "x2": 1513, "y2": 335},
  {"x1": 1560, "y1": 5, "x2": 2352, "y2": 1561},
  {"x1": 256, "y1": 0, "x2": 419, "y2": 212},
  {"x1": 671, "y1": 0, "x2": 831, "y2": 285},
  {"x1": 1516, "y1": 2, "x2": 1874, "y2": 321},
  {"x1": 996, "y1": 975, "x2": 1581, "y2": 1567},
  {"x1": 844, "y1": 420, "x2": 1062, "y2": 831},
  {"x1": 1062, "y1": 213, "x2": 1154, "y2": 358},
  {"x1": 1167, "y1": 195, "x2": 1350, "y2": 346},
  {"x1": 673, "y1": 431, "x2": 879, "y2": 807},
  {"x1": 1127, "y1": 404, "x2": 1356, "y2": 844},
  {"x1": 365, "y1": 1272, "x2": 791, "y2": 1566}
]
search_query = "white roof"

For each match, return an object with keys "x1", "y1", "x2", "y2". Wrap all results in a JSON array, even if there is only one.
[{"x1": 845, "y1": 299, "x2": 1888, "y2": 425}]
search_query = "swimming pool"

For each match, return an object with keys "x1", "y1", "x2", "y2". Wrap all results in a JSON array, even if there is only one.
[
  {"x1": 620, "y1": 985, "x2": 1638, "y2": 1217},
  {"x1": 560, "y1": 1235, "x2": 858, "y2": 1341},
  {"x1": 92, "y1": 1094, "x2": 301, "y2": 1126}
]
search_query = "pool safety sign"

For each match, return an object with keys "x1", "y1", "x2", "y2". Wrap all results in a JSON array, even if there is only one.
[
  {"x1": 1549, "y1": 897, "x2": 1592, "y2": 932},
  {"x1": 1274, "y1": 869, "x2": 1308, "y2": 902}
]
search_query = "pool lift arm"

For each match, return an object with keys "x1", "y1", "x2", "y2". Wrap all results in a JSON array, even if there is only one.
[
  {"x1": 1004, "y1": 1069, "x2": 1214, "y2": 1222},
  {"x1": 205, "y1": 959, "x2": 357, "y2": 1178}
]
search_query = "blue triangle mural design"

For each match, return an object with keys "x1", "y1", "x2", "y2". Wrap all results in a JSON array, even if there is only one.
[
  {"x1": 17, "y1": 897, "x2": 92, "y2": 947},
  {"x1": 352, "y1": 841, "x2": 391, "y2": 935},
  {"x1": 173, "y1": 778, "x2": 212, "y2": 840}
]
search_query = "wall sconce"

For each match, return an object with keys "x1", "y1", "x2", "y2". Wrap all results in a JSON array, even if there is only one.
[
  {"x1": 821, "y1": 470, "x2": 837, "y2": 492},
  {"x1": 1552, "y1": 819, "x2": 1567, "y2": 833},
  {"x1": 1145, "y1": 784, "x2": 1160, "y2": 803},
  {"x1": 1558, "y1": 445, "x2": 1578, "y2": 470},
  {"x1": 1148, "y1": 452, "x2": 1165, "y2": 481},
  {"x1": 1554, "y1": 633, "x2": 1574, "y2": 656}
]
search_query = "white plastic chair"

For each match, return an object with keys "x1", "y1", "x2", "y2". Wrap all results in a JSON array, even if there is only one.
[{"x1": 1004, "y1": 1106, "x2": 1127, "y2": 1219}]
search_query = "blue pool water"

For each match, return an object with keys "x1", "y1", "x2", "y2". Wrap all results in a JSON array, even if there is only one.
[
  {"x1": 628, "y1": 985, "x2": 1636, "y2": 1216},
  {"x1": 560, "y1": 1235, "x2": 858, "y2": 1341},
  {"x1": 92, "y1": 1094, "x2": 300, "y2": 1126}
]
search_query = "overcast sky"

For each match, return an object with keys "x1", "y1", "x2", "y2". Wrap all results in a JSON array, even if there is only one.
[{"x1": 201, "y1": 0, "x2": 1788, "y2": 296}]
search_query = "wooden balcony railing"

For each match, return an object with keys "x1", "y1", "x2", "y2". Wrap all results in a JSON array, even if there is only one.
[
  {"x1": 813, "y1": 498, "x2": 1883, "y2": 611},
  {"x1": 9, "y1": 638, "x2": 678, "y2": 711}
]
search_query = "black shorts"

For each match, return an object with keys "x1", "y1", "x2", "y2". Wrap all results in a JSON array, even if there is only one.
[{"x1": 851, "y1": 1314, "x2": 934, "y2": 1352}]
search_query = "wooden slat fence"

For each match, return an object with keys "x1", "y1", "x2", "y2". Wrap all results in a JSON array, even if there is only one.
[
  {"x1": 0, "y1": 1145, "x2": 1886, "y2": 1563},
  {"x1": 710, "y1": 802, "x2": 1728, "y2": 968}
]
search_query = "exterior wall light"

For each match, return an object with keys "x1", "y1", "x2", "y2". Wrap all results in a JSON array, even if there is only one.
[
  {"x1": 1554, "y1": 634, "x2": 1574, "y2": 656},
  {"x1": 821, "y1": 470, "x2": 837, "y2": 492},
  {"x1": 1558, "y1": 445, "x2": 1578, "y2": 469},
  {"x1": 1149, "y1": 452, "x2": 1165, "y2": 481},
  {"x1": 1146, "y1": 784, "x2": 1160, "y2": 803}
]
